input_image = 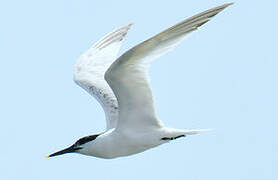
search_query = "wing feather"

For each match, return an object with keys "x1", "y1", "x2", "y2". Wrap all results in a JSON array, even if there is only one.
[
  {"x1": 74, "y1": 24, "x2": 132, "y2": 130},
  {"x1": 105, "y1": 3, "x2": 232, "y2": 131}
]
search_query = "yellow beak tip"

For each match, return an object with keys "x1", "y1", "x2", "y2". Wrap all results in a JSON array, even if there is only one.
[{"x1": 45, "y1": 155, "x2": 50, "y2": 158}]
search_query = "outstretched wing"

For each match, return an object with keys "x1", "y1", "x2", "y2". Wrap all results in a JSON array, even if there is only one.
[
  {"x1": 105, "y1": 3, "x2": 232, "y2": 131},
  {"x1": 74, "y1": 24, "x2": 132, "y2": 130}
]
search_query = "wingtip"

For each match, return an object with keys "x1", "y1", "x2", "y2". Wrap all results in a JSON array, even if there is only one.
[
  {"x1": 121, "y1": 23, "x2": 134, "y2": 30},
  {"x1": 226, "y1": 2, "x2": 234, "y2": 5},
  {"x1": 123, "y1": 23, "x2": 134, "y2": 31},
  {"x1": 127, "y1": 23, "x2": 134, "y2": 27},
  {"x1": 222, "y1": 2, "x2": 234, "y2": 8},
  {"x1": 93, "y1": 22, "x2": 134, "y2": 49}
]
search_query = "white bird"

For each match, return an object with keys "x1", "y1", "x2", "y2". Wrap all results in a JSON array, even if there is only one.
[{"x1": 47, "y1": 3, "x2": 232, "y2": 159}]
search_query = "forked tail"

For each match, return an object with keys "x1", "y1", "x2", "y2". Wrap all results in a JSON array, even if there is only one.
[
  {"x1": 162, "y1": 128, "x2": 211, "y2": 141},
  {"x1": 183, "y1": 129, "x2": 212, "y2": 135}
]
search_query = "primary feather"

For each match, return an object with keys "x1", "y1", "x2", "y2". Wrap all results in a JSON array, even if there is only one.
[
  {"x1": 105, "y1": 3, "x2": 232, "y2": 131},
  {"x1": 74, "y1": 24, "x2": 132, "y2": 130}
]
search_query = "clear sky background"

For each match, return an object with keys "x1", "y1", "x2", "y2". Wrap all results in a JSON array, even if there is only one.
[{"x1": 0, "y1": 0, "x2": 277, "y2": 179}]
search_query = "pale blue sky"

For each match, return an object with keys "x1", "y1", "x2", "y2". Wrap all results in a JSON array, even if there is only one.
[{"x1": 0, "y1": 0, "x2": 277, "y2": 179}]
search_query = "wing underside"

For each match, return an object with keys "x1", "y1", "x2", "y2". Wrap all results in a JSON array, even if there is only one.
[
  {"x1": 74, "y1": 24, "x2": 132, "y2": 130},
  {"x1": 105, "y1": 3, "x2": 232, "y2": 131}
]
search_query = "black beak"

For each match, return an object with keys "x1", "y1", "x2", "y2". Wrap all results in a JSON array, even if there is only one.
[{"x1": 46, "y1": 145, "x2": 80, "y2": 158}]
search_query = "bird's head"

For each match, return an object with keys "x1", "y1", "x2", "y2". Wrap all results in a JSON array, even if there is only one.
[{"x1": 46, "y1": 134, "x2": 100, "y2": 158}]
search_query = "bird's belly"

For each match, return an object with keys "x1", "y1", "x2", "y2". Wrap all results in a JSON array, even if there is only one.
[
  {"x1": 116, "y1": 139, "x2": 161, "y2": 157},
  {"x1": 82, "y1": 130, "x2": 165, "y2": 159}
]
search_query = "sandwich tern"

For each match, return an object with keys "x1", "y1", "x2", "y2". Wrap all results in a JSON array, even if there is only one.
[{"x1": 47, "y1": 3, "x2": 232, "y2": 159}]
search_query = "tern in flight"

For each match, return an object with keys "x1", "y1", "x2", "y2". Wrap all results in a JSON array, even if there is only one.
[{"x1": 47, "y1": 3, "x2": 232, "y2": 159}]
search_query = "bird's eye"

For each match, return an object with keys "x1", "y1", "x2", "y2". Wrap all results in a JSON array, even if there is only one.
[{"x1": 75, "y1": 141, "x2": 80, "y2": 147}]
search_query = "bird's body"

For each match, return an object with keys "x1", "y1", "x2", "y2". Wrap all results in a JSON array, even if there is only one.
[
  {"x1": 47, "y1": 3, "x2": 232, "y2": 159},
  {"x1": 79, "y1": 127, "x2": 199, "y2": 159},
  {"x1": 79, "y1": 128, "x2": 164, "y2": 159}
]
